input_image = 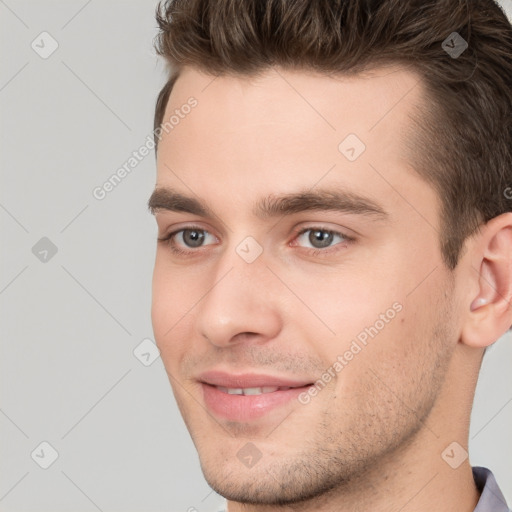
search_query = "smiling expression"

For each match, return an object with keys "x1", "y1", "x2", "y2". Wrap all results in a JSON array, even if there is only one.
[{"x1": 149, "y1": 65, "x2": 464, "y2": 504}]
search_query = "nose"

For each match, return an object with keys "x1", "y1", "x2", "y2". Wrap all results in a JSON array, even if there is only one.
[{"x1": 196, "y1": 249, "x2": 282, "y2": 348}]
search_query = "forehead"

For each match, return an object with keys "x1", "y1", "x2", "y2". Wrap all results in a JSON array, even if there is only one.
[
  {"x1": 163, "y1": 64, "x2": 423, "y2": 134},
  {"x1": 155, "y1": 64, "x2": 437, "y2": 229}
]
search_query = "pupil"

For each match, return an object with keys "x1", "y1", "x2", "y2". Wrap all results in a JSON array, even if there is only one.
[{"x1": 310, "y1": 230, "x2": 333, "y2": 248}]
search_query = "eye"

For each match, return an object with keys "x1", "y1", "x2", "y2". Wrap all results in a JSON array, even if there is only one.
[
  {"x1": 175, "y1": 228, "x2": 214, "y2": 248},
  {"x1": 293, "y1": 227, "x2": 353, "y2": 252},
  {"x1": 158, "y1": 226, "x2": 217, "y2": 255}
]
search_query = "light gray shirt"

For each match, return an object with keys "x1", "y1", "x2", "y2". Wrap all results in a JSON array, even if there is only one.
[
  {"x1": 214, "y1": 467, "x2": 510, "y2": 512},
  {"x1": 473, "y1": 466, "x2": 511, "y2": 512}
]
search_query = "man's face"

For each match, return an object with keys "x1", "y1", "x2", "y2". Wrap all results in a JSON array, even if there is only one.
[{"x1": 150, "y1": 66, "x2": 462, "y2": 504}]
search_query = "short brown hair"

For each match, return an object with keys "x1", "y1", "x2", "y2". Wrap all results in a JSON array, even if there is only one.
[{"x1": 152, "y1": 0, "x2": 512, "y2": 270}]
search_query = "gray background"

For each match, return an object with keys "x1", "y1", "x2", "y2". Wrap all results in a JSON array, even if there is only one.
[{"x1": 0, "y1": 1, "x2": 511, "y2": 510}]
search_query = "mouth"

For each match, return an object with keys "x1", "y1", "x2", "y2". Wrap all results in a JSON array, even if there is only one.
[{"x1": 198, "y1": 371, "x2": 314, "y2": 422}]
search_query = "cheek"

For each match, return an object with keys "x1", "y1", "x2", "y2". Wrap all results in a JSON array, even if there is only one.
[
  {"x1": 287, "y1": 267, "x2": 402, "y2": 347},
  {"x1": 151, "y1": 254, "x2": 199, "y2": 323},
  {"x1": 331, "y1": 274, "x2": 453, "y2": 406},
  {"x1": 286, "y1": 257, "x2": 422, "y2": 389},
  {"x1": 151, "y1": 261, "x2": 192, "y2": 364}
]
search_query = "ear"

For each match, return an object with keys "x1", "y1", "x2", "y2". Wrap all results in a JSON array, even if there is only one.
[{"x1": 461, "y1": 213, "x2": 512, "y2": 348}]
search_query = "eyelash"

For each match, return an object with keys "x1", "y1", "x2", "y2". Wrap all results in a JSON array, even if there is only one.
[{"x1": 158, "y1": 225, "x2": 355, "y2": 258}]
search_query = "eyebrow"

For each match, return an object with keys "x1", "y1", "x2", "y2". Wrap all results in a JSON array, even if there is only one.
[{"x1": 147, "y1": 186, "x2": 388, "y2": 221}]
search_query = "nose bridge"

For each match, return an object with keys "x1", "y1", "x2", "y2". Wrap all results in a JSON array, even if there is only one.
[{"x1": 196, "y1": 238, "x2": 282, "y2": 346}]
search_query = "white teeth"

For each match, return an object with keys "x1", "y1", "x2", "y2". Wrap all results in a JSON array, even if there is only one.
[
  {"x1": 216, "y1": 386, "x2": 284, "y2": 395},
  {"x1": 243, "y1": 386, "x2": 281, "y2": 395},
  {"x1": 242, "y1": 387, "x2": 264, "y2": 395}
]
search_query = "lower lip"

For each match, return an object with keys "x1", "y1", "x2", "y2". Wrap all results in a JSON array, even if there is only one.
[{"x1": 201, "y1": 383, "x2": 312, "y2": 422}]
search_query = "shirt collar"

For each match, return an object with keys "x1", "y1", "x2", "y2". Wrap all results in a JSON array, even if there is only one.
[{"x1": 473, "y1": 466, "x2": 511, "y2": 512}]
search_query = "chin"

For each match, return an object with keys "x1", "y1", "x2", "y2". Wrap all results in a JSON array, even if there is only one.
[{"x1": 197, "y1": 450, "x2": 348, "y2": 506}]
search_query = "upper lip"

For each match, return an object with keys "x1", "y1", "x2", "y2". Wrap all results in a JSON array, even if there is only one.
[{"x1": 198, "y1": 370, "x2": 313, "y2": 389}]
